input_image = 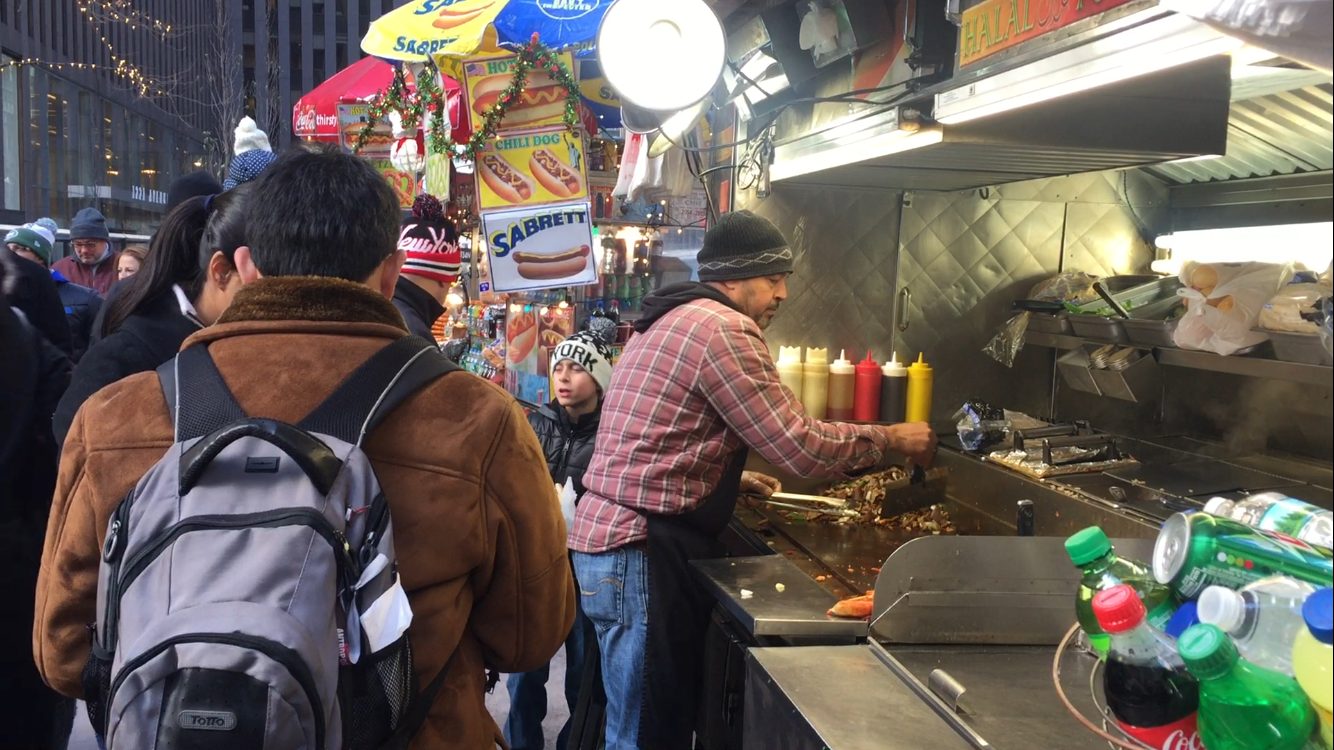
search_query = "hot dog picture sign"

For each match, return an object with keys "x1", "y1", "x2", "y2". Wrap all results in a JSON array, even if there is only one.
[
  {"x1": 463, "y1": 51, "x2": 577, "y2": 132},
  {"x1": 474, "y1": 126, "x2": 588, "y2": 210},
  {"x1": 482, "y1": 201, "x2": 597, "y2": 292}
]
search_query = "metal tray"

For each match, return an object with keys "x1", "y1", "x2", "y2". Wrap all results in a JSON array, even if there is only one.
[
  {"x1": 1122, "y1": 317, "x2": 1179, "y2": 348},
  {"x1": 1026, "y1": 311, "x2": 1072, "y2": 335},
  {"x1": 1259, "y1": 329, "x2": 1333, "y2": 366},
  {"x1": 1068, "y1": 314, "x2": 1128, "y2": 343}
]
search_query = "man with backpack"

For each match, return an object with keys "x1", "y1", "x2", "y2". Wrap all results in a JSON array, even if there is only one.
[{"x1": 35, "y1": 149, "x2": 575, "y2": 748}]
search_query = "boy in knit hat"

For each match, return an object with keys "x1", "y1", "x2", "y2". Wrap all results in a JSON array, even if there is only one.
[
  {"x1": 392, "y1": 194, "x2": 462, "y2": 341},
  {"x1": 51, "y1": 207, "x2": 118, "y2": 295},
  {"x1": 504, "y1": 329, "x2": 613, "y2": 750},
  {"x1": 223, "y1": 116, "x2": 279, "y2": 190}
]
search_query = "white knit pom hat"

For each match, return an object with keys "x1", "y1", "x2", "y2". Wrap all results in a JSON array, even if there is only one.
[{"x1": 234, "y1": 116, "x2": 272, "y2": 155}]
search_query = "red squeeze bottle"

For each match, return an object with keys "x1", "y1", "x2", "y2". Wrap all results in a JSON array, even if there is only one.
[{"x1": 853, "y1": 351, "x2": 882, "y2": 422}]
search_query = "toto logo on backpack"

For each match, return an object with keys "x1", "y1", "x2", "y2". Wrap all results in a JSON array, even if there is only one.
[{"x1": 178, "y1": 710, "x2": 237, "y2": 731}]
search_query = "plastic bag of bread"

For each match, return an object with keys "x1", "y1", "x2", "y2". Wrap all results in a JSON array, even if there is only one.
[
  {"x1": 1173, "y1": 261, "x2": 1294, "y2": 355},
  {"x1": 1028, "y1": 272, "x2": 1098, "y2": 304},
  {"x1": 1258, "y1": 282, "x2": 1333, "y2": 333}
]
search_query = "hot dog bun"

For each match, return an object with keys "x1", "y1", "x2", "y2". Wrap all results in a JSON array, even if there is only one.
[
  {"x1": 471, "y1": 72, "x2": 567, "y2": 128},
  {"x1": 478, "y1": 153, "x2": 533, "y2": 204},
  {"x1": 508, "y1": 310, "x2": 537, "y2": 364},
  {"x1": 515, "y1": 245, "x2": 590, "y2": 280},
  {"x1": 529, "y1": 148, "x2": 584, "y2": 199}
]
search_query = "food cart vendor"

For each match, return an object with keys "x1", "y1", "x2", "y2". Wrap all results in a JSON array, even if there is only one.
[{"x1": 568, "y1": 210, "x2": 937, "y2": 749}]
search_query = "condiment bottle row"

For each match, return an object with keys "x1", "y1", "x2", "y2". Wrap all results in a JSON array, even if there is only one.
[{"x1": 774, "y1": 346, "x2": 934, "y2": 423}]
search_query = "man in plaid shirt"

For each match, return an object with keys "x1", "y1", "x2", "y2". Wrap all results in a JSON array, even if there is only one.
[{"x1": 570, "y1": 211, "x2": 935, "y2": 749}]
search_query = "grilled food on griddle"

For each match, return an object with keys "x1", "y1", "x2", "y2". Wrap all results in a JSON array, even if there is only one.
[{"x1": 775, "y1": 467, "x2": 957, "y2": 532}]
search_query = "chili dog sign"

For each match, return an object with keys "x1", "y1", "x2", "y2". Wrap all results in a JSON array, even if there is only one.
[
  {"x1": 482, "y1": 201, "x2": 596, "y2": 292},
  {"x1": 474, "y1": 126, "x2": 588, "y2": 210}
]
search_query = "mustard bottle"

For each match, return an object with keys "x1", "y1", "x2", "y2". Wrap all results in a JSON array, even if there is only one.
[
  {"x1": 904, "y1": 353, "x2": 933, "y2": 422},
  {"x1": 802, "y1": 347, "x2": 829, "y2": 419}
]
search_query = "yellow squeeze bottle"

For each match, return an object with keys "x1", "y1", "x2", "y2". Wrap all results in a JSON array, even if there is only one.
[
  {"x1": 776, "y1": 346, "x2": 805, "y2": 402},
  {"x1": 904, "y1": 353, "x2": 933, "y2": 422},
  {"x1": 802, "y1": 347, "x2": 829, "y2": 419}
]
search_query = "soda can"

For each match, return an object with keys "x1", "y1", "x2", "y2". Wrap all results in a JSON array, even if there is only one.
[{"x1": 1153, "y1": 511, "x2": 1333, "y2": 598}]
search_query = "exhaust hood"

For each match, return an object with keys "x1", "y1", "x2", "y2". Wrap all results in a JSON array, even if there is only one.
[{"x1": 768, "y1": 9, "x2": 1237, "y2": 192}]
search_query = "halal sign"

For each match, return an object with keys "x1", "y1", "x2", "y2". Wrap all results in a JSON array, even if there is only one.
[{"x1": 537, "y1": 0, "x2": 601, "y2": 21}]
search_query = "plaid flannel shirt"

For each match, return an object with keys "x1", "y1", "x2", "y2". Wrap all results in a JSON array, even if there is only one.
[{"x1": 568, "y1": 298, "x2": 890, "y2": 553}]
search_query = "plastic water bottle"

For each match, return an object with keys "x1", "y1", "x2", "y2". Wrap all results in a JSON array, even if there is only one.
[
  {"x1": 1179, "y1": 623, "x2": 1314, "y2": 750},
  {"x1": 1066, "y1": 526, "x2": 1175, "y2": 657},
  {"x1": 1204, "y1": 493, "x2": 1333, "y2": 549},
  {"x1": 1092, "y1": 585, "x2": 1200, "y2": 748},
  {"x1": 1196, "y1": 576, "x2": 1316, "y2": 676},
  {"x1": 1293, "y1": 588, "x2": 1333, "y2": 749}
]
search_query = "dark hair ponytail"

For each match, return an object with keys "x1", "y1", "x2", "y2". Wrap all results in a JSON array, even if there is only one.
[{"x1": 100, "y1": 184, "x2": 250, "y2": 337}]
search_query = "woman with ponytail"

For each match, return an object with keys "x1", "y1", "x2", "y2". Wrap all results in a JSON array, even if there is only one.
[{"x1": 52, "y1": 186, "x2": 250, "y2": 447}]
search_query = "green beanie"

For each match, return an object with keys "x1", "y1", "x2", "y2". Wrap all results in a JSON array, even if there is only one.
[{"x1": 4, "y1": 226, "x2": 52, "y2": 263}]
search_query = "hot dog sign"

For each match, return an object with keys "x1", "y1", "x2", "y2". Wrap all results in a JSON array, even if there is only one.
[
  {"x1": 474, "y1": 126, "x2": 588, "y2": 210},
  {"x1": 482, "y1": 201, "x2": 597, "y2": 292}
]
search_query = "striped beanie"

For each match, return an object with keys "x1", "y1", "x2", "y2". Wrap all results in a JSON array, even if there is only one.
[{"x1": 398, "y1": 194, "x2": 461, "y2": 284}]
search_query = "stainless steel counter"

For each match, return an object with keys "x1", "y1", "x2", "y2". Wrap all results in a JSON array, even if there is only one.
[
  {"x1": 743, "y1": 646, "x2": 975, "y2": 750},
  {"x1": 693, "y1": 555, "x2": 866, "y2": 639}
]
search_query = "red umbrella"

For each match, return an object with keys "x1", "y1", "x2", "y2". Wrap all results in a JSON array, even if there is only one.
[{"x1": 292, "y1": 56, "x2": 469, "y2": 142}]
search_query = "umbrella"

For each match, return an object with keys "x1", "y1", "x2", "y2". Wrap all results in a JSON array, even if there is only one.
[
  {"x1": 361, "y1": 0, "x2": 614, "y2": 62},
  {"x1": 293, "y1": 55, "x2": 469, "y2": 142}
]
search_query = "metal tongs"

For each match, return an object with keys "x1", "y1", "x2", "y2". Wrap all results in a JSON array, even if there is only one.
[{"x1": 746, "y1": 491, "x2": 860, "y2": 518}]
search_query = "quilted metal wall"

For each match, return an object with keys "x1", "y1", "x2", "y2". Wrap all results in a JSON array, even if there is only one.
[{"x1": 738, "y1": 168, "x2": 1330, "y2": 461}]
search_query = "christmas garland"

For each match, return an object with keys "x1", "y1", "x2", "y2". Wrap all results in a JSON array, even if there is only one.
[{"x1": 352, "y1": 35, "x2": 581, "y2": 165}]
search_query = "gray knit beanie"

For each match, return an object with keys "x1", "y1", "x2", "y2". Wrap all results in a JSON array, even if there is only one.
[{"x1": 696, "y1": 210, "x2": 793, "y2": 281}]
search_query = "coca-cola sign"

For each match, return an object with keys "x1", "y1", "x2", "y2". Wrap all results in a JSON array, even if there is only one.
[
  {"x1": 1161, "y1": 728, "x2": 1204, "y2": 750},
  {"x1": 293, "y1": 105, "x2": 338, "y2": 135}
]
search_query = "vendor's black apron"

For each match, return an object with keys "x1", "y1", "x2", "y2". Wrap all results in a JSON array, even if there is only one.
[{"x1": 639, "y1": 447, "x2": 748, "y2": 750}]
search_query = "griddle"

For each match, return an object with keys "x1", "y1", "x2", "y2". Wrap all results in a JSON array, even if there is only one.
[{"x1": 1105, "y1": 456, "x2": 1292, "y2": 498}]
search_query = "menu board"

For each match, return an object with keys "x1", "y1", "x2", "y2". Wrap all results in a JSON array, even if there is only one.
[
  {"x1": 474, "y1": 126, "x2": 588, "y2": 210},
  {"x1": 339, "y1": 103, "x2": 416, "y2": 209},
  {"x1": 463, "y1": 51, "x2": 578, "y2": 132},
  {"x1": 483, "y1": 201, "x2": 596, "y2": 292}
]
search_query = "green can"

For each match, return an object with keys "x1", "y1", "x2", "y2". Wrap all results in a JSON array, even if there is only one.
[{"x1": 1153, "y1": 511, "x2": 1334, "y2": 598}]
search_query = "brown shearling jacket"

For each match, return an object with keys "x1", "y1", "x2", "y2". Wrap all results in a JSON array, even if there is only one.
[{"x1": 34, "y1": 276, "x2": 575, "y2": 748}]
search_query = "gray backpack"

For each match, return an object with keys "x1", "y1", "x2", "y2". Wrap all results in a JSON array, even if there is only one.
[{"x1": 82, "y1": 337, "x2": 459, "y2": 749}]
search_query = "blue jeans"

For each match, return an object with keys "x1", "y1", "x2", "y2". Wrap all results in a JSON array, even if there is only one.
[
  {"x1": 503, "y1": 605, "x2": 588, "y2": 750},
  {"x1": 572, "y1": 547, "x2": 648, "y2": 750}
]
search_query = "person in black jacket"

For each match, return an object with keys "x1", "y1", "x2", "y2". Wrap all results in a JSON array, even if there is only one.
[
  {"x1": 52, "y1": 186, "x2": 250, "y2": 447},
  {"x1": 392, "y1": 194, "x2": 461, "y2": 341},
  {"x1": 2, "y1": 227, "x2": 73, "y2": 357},
  {"x1": 0, "y1": 252, "x2": 74, "y2": 748},
  {"x1": 4, "y1": 223, "x2": 103, "y2": 363},
  {"x1": 505, "y1": 330, "x2": 614, "y2": 750}
]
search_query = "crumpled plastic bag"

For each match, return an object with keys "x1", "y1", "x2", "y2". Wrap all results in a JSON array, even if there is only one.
[
  {"x1": 556, "y1": 477, "x2": 577, "y2": 529},
  {"x1": 984, "y1": 312, "x2": 1030, "y2": 367},
  {"x1": 1173, "y1": 261, "x2": 1294, "y2": 355},
  {"x1": 1029, "y1": 272, "x2": 1099, "y2": 304},
  {"x1": 954, "y1": 400, "x2": 1008, "y2": 452}
]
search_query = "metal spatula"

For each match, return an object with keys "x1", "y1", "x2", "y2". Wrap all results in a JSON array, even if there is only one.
[{"x1": 879, "y1": 465, "x2": 949, "y2": 518}]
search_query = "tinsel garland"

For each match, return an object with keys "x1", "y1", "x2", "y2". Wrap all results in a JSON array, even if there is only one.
[{"x1": 352, "y1": 35, "x2": 581, "y2": 164}]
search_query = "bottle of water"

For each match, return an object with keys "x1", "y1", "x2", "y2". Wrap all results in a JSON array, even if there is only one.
[
  {"x1": 1204, "y1": 493, "x2": 1333, "y2": 549},
  {"x1": 1197, "y1": 576, "x2": 1316, "y2": 676}
]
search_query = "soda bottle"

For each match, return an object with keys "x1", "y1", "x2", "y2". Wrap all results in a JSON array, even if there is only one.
[
  {"x1": 1179, "y1": 623, "x2": 1315, "y2": 750},
  {"x1": 1196, "y1": 575, "x2": 1316, "y2": 676},
  {"x1": 1092, "y1": 585, "x2": 1200, "y2": 748},
  {"x1": 1205, "y1": 493, "x2": 1333, "y2": 549},
  {"x1": 1066, "y1": 526, "x2": 1176, "y2": 657},
  {"x1": 1292, "y1": 588, "x2": 1333, "y2": 749},
  {"x1": 1152, "y1": 511, "x2": 1333, "y2": 598}
]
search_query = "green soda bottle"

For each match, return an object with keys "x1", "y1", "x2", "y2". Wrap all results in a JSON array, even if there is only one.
[
  {"x1": 1179, "y1": 623, "x2": 1315, "y2": 750},
  {"x1": 1066, "y1": 526, "x2": 1176, "y2": 657}
]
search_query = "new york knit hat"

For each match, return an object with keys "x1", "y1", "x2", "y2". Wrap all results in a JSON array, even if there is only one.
[
  {"x1": 550, "y1": 330, "x2": 615, "y2": 394},
  {"x1": 70, "y1": 207, "x2": 110, "y2": 242},
  {"x1": 4, "y1": 226, "x2": 52, "y2": 263},
  {"x1": 398, "y1": 194, "x2": 461, "y2": 284},
  {"x1": 696, "y1": 210, "x2": 793, "y2": 282}
]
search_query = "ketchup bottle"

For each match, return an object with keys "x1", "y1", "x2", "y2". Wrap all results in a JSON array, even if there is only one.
[
  {"x1": 853, "y1": 351, "x2": 882, "y2": 421},
  {"x1": 1093, "y1": 585, "x2": 1201, "y2": 749}
]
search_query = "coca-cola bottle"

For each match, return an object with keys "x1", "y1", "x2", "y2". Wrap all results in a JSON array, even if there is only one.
[{"x1": 1093, "y1": 584, "x2": 1202, "y2": 750}]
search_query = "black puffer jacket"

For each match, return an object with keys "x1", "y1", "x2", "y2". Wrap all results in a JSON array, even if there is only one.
[
  {"x1": 527, "y1": 401, "x2": 600, "y2": 499},
  {"x1": 52, "y1": 271, "x2": 101, "y2": 363}
]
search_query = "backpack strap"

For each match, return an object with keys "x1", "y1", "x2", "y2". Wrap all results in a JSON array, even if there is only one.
[
  {"x1": 157, "y1": 344, "x2": 246, "y2": 442},
  {"x1": 378, "y1": 646, "x2": 463, "y2": 750},
  {"x1": 299, "y1": 335, "x2": 461, "y2": 447}
]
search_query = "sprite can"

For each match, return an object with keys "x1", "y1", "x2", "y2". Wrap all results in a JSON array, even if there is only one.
[{"x1": 1153, "y1": 511, "x2": 1334, "y2": 598}]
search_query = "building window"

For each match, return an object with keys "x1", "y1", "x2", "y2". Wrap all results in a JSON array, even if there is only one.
[{"x1": 2, "y1": 63, "x2": 21, "y2": 211}]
